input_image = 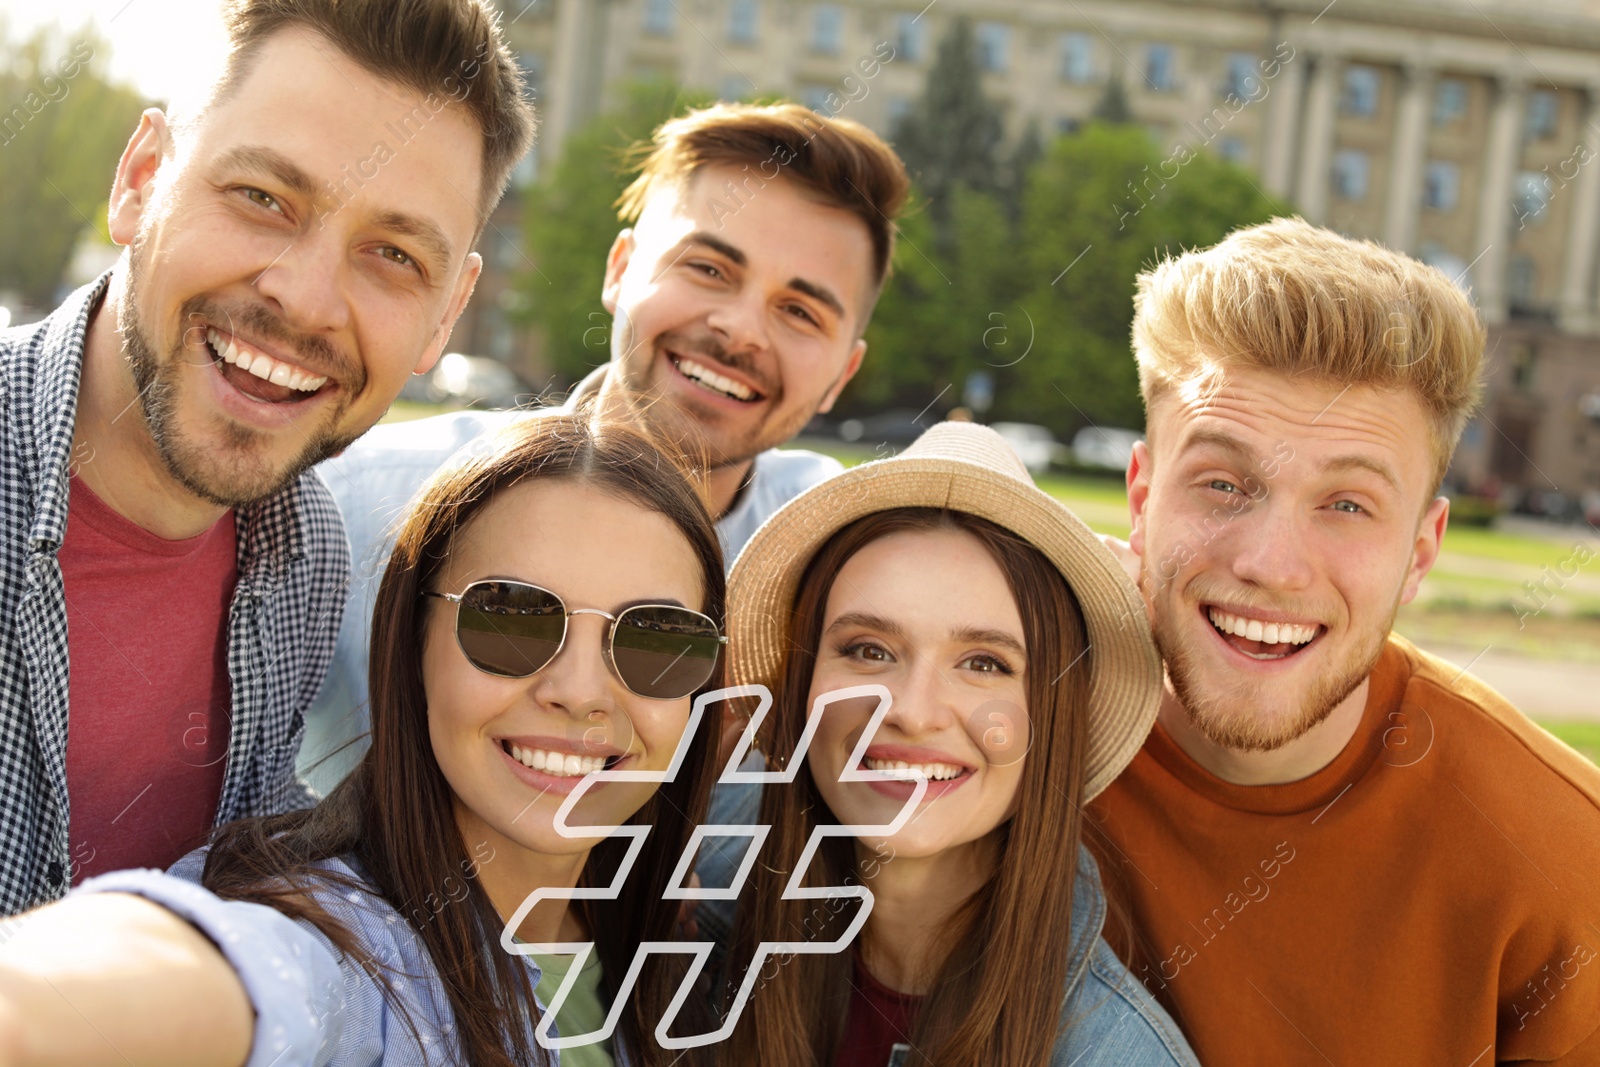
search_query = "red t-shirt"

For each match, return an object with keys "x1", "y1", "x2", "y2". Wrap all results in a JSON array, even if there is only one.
[
  {"x1": 60, "y1": 475, "x2": 237, "y2": 883},
  {"x1": 833, "y1": 956, "x2": 922, "y2": 1067}
]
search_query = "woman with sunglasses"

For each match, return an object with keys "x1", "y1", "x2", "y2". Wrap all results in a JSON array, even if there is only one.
[
  {"x1": 0, "y1": 413, "x2": 727, "y2": 1066},
  {"x1": 701, "y1": 423, "x2": 1199, "y2": 1066}
]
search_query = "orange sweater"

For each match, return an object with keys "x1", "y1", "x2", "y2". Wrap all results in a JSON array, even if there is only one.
[{"x1": 1090, "y1": 634, "x2": 1600, "y2": 1065}]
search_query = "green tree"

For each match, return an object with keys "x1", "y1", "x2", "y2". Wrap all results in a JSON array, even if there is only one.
[
  {"x1": 888, "y1": 17, "x2": 1004, "y2": 241},
  {"x1": 1007, "y1": 124, "x2": 1288, "y2": 433},
  {"x1": 516, "y1": 80, "x2": 713, "y2": 385},
  {"x1": 0, "y1": 25, "x2": 146, "y2": 306},
  {"x1": 860, "y1": 123, "x2": 1287, "y2": 437}
]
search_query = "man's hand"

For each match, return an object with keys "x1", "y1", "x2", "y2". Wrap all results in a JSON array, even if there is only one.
[{"x1": 1097, "y1": 532, "x2": 1140, "y2": 585}]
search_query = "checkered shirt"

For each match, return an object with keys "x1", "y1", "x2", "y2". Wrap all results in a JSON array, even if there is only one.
[{"x1": 0, "y1": 272, "x2": 349, "y2": 915}]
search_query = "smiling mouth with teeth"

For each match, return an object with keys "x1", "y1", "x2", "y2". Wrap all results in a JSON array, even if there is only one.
[
  {"x1": 671, "y1": 354, "x2": 761, "y2": 403},
  {"x1": 862, "y1": 757, "x2": 969, "y2": 781},
  {"x1": 500, "y1": 739, "x2": 622, "y2": 777},
  {"x1": 205, "y1": 326, "x2": 330, "y2": 401},
  {"x1": 1207, "y1": 606, "x2": 1323, "y2": 661}
]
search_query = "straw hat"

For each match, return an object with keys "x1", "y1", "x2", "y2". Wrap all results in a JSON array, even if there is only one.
[{"x1": 727, "y1": 421, "x2": 1161, "y2": 801}]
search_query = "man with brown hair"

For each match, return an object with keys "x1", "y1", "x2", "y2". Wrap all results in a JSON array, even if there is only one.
[
  {"x1": 0, "y1": 0, "x2": 533, "y2": 913},
  {"x1": 305, "y1": 101, "x2": 911, "y2": 788},
  {"x1": 1090, "y1": 218, "x2": 1600, "y2": 1061}
]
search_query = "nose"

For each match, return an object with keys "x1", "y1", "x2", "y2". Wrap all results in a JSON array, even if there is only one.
[
  {"x1": 251, "y1": 225, "x2": 352, "y2": 335},
  {"x1": 704, "y1": 286, "x2": 770, "y2": 355},
  {"x1": 526, "y1": 613, "x2": 626, "y2": 733},
  {"x1": 1225, "y1": 499, "x2": 1316, "y2": 594},
  {"x1": 878, "y1": 655, "x2": 962, "y2": 739}
]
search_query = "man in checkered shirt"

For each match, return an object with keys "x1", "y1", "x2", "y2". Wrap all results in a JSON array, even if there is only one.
[{"x1": 0, "y1": 0, "x2": 535, "y2": 914}]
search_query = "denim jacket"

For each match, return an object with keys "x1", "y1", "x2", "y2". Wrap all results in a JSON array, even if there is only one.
[
  {"x1": 694, "y1": 778, "x2": 1200, "y2": 1067},
  {"x1": 72, "y1": 852, "x2": 636, "y2": 1067}
]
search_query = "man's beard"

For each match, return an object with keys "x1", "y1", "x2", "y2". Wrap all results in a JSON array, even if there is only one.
[
  {"x1": 1146, "y1": 574, "x2": 1395, "y2": 753},
  {"x1": 617, "y1": 324, "x2": 821, "y2": 471},
  {"x1": 117, "y1": 247, "x2": 362, "y2": 509}
]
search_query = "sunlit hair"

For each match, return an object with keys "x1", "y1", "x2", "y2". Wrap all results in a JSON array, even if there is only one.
[
  {"x1": 1132, "y1": 216, "x2": 1486, "y2": 491},
  {"x1": 723, "y1": 508, "x2": 1095, "y2": 1067},
  {"x1": 203, "y1": 0, "x2": 535, "y2": 231},
  {"x1": 200, "y1": 409, "x2": 723, "y2": 1067},
  {"x1": 615, "y1": 102, "x2": 910, "y2": 294}
]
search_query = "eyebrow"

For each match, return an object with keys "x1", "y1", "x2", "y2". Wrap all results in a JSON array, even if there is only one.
[
  {"x1": 369, "y1": 209, "x2": 455, "y2": 273},
  {"x1": 686, "y1": 231, "x2": 848, "y2": 320},
  {"x1": 1181, "y1": 429, "x2": 1400, "y2": 494},
  {"x1": 213, "y1": 144, "x2": 320, "y2": 200},
  {"x1": 826, "y1": 612, "x2": 1026, "y2": 658},
  {"x1": 952, "y1": 626, "x2": 1026, "y2": 659},
  {"x1": 1178, "y1": 428, "x2": 1260, "y2": 468},
  {"x1": 1319, "y1": 454, "x2": 1401, "y2": 494},
  {"x1": 215, "y1": 145, "x2": 455, "y2": 271}
]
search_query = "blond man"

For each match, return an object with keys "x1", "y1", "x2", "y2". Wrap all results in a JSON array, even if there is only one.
[{"x1": 1090, "y1": 218, "x2": 1600, "y2": 1062}]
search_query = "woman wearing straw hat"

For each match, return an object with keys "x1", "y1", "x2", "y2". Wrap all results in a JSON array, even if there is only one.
[{"x1": 701, "y1": 422, "x2": 1198, "y2": 1066}]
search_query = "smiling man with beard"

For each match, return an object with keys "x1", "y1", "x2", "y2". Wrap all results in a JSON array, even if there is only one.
[
  {"x1": 1089, "y1": 219, "x2": 1600, "y2": 1063},
  {"x1": 0, "y1": 0, "x2": 534, "y2": 914},
  {"x1": 304, "y1": 102, "x2": 910, "y2": 789}
]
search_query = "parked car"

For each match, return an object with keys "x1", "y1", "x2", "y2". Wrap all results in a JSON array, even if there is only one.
[
  {"x1": 400, "y1": 352, "x2": 535, "y2": 410},
  {"x1": 837, "y1": 408, "x2": 937, "y2": 448},
  {"x1": 1072, "y1": 426, "x2": 1143, "y2": 471},
  {"x1": 990, "y1": 422, "x2": 1066, "y2": 475}
]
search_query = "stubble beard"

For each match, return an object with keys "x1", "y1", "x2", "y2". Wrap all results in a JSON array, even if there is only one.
[
  {"x1": 1145, "y1": 566, "x2": 1396, "y2": 753},
  {"x1": 118, "y1": 240, "x2": 361, "y2": 509}
]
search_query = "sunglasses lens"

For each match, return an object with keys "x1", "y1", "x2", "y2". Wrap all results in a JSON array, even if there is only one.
[
  {"x1": 611, "y1": 606, "x2": 722, "y2": 699},
  {"x1": 455, "y1": 582, "x2": 566, "y2": 678}
]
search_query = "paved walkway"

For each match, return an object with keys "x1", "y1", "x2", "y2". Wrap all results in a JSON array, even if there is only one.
[{"x1": 1421, "y1": 642, "x2": 1600, "y2": 721}]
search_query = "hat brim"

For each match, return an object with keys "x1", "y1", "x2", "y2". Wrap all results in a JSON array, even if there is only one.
[{"x1": 727, "y1": 455, "x2": 1161, "y2": 802}]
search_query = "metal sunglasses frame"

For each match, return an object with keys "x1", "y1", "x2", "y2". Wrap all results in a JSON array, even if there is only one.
[{"x1": 422, "y1": 579, "x2": 727, "y2": 699}]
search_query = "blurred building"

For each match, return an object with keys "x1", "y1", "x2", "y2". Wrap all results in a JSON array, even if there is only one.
[{"x1": 493, "y1": 0, "x2": 1600, "y2": 506}]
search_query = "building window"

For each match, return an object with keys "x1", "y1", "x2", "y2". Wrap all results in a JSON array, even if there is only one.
[
  {"x1": 810, "y1": 5, "x2": 843, "y2": 55},
  {"x1": 1418, "y1": 242, "x2": 1471, "y2": 289},
  {"x1": 643, "y1": 0, "x2": 674, "y2": 36},
  {"x1": 1513, "y1": 170, "x2": 1552, "y2": 225},
  {"x1": 1332, "y1": 149, "x2": 1369, "y2": 200},
  {"x1": 1525, "y1": 90, "x2": 1559, "y2": 139},
  {"x1": 719, "y1": 75, "x2": 748, "y2": 102},
  {"x1": 802, "y1": 84, "x2": 834, "y2": 114},
  {"x1": 1424, "y1": 161, "x2": 1459, "y2": 211},
  {"x1": 1058, "y1": 116, "x2": 1083, "y2": 136},
  {"x1": 1340, "y1": 65, "x2": 1380, "y2": 117},
  {"x1": 976, "y1": 22, "x2": 1010, "y2": 73},
  {"x1": 1060, "y1": 32, "x2": 1094, "y2": 84},
  {"x1": 518, "y1": 52, "x2": 545, "y2": 104},
  {"x1": 1218, "y1": 136, "x2": 1247, "y2": 163},
  {"x1": 1507, "y1": 255, "x2": 1538, "y2": 310},
  {"x1": 1144, "y1": 43, "x2": 1175, "y2": 92},
  {"x1": 728, "y1": 0, "x2": 758, "y2": 44},
  {"x1": 887, "y1": 95, "x2": 914, "y2": 130},
  {"x1": 894, "y1": 14, "x2": 925, "y2": 63},
  {"x1": 1225, "y1": 52, "x2": 1260, "y2": 102},
  {"x1": 1432, "y1": 78, "x2": 1467, "y2": 125}
]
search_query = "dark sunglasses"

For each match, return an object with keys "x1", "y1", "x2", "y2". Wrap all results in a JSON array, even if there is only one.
[{"x1": 423, "y1": 579, "x2": 726, "y2": 701}]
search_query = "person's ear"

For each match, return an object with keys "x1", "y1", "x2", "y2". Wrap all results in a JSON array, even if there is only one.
[
  {"x1": 108, "y1": 109, "x2": 172, "y2": 247},
  {"x1": 1127, "y1": 439, "x2": 1152, "y2": 558},
  {"x1": 817, "y1": 339, "x2": 867, "y2": 414},
  {"x1": 1399, "y1": 496, "x2": 1450, "y2": 605},
  {"x1": 601, "y1": 229, "x2": 635, "y2": 315},
  {"x1": 413, "y1": 251, "x2": 482, "y2": 375}
]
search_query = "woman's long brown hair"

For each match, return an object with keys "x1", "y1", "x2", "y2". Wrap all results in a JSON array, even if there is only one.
[
  {"x1": 200, "y1": 411, "x2": 723, "y2": 1066},
  {"x1": 722, "y1": 507, "x2": 1094, "y2": 1066}
]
